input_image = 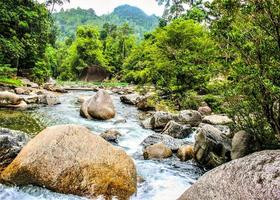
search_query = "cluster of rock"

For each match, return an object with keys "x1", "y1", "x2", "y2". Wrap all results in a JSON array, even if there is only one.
[
  {"x1": 0, "y1": 79, "x2": 67, "y2": 110},
  {"x1": 120, "y1": 93, "x2": 258, "y2": 169},
  {"x1": 0, "y1": 125, "x2": 137, "y2": 200}
]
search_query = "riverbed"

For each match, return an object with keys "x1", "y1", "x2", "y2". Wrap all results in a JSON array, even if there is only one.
[{"x1": 0, "y1": 91, "x2": 204, "y2": 200}]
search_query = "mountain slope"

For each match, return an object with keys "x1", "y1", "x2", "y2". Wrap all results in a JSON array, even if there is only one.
[{"x1": 53, "y1": 5, "x2": 159, "y2": 40}]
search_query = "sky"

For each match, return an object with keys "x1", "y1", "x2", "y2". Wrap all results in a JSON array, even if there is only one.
[{"x1": 39, "y1": 0, "x2": 165, "y2": 16}]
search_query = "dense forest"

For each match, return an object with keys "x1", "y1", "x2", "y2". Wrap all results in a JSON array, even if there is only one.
[
  {"x1": 54, "y1": 5, "x2": 159, "y2": 39},
  {"x1": 0, "y1": 0, "x2": 279, "y2": 148}
]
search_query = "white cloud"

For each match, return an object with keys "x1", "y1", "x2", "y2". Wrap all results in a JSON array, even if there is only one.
[{"x1": 38, "y1": 0, "x2": 164, "y2": 16}]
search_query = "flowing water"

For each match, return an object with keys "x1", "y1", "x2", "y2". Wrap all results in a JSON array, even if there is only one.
[{"x1": 0, "y1": 91, "x2": 204, "y2": 200}]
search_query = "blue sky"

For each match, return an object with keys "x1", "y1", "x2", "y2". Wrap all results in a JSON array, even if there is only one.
[{"x1": 39, "y1": 0, "x2": 165, "y2": 16}]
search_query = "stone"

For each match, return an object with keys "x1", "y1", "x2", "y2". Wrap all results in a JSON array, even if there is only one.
[
  {"x1": 198, "y1": 106, "x2": 212, "y2": 115},
  {"x1": 14, "y1": 87, "x2": 32, "y2": 95},
  {"x1": 143, "y1": 143, "x2": 172, "y2": 160},
  {"x1": 38, "y1": 94, "x2": 61, "y2": 106},
  {"x1": 141, "y1": 117, "x2": 153, "y2": 129},
  {"x1": 175, "y1": 110, "x2": 202, "y2": 127},
  {"x1": 1, "y1": 125, "x2": 137, "y2": 200},
  {"x1": 0, "y1": 128, "x2": 29, "y2": 173},
  {"x1": 100, "y1": 129, "x2": 121, "y2": 142},
  {"x1": 80, "y1": 90, "x2": 115, "y2": 120},
  {"x1": 178, "y1": 150, "x2": 280, "y2": 200},
  {"x1": 3, "y1": 100, "x2": 28, "y2": 110},
  {"x1": 141, "y1": 133, "x2": 190, "y2": 151},
  {"x1": 113, "y1": 118, "x2": 127, "y2": 124},
  {"x1": 194, "y1": 124, "x2": 231, "y2": 168},
  {"x1": 0, "y1": 92, "x2": 22, "y2": 106},
  {"x1": 151, "y1": 111, "x2": 174, "y2": 130},
  {"x1": 120, "y1": 94, "x2": 140, "y2": 105},
  {"x1": 161, "y1": 120, "x2": 192, "y2": 139},
  {"x1": 202, "y1": 114, "x2": 233, "y2": 125},
  {"x1": 177, "y1": 145, "x2": 194, "y2": 161},
  {"x1": 231, "y1": 130, "x2": 258, "y2": 160},
  {"x1": 20, "y1": 78, "x2": 39, "y2": 88}
]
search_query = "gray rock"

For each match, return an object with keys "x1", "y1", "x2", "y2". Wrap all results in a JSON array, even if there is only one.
[
  {"x1": 38, "y1": 94, "x2": 61, "y2": 106},
  {"x1": 151, "y1": 112, "x2": 175, "y2": 130},
  {"x1": 0, "y1": 128, "x2": 29, "y2": 172},
  {"x1": 231, "y1": 130, "x2": 258, "y2": 160},
  {"x1": 194, "y1": 124, "x2": 231, "y2": 168},
  {"x1": 100, "y1": 129, "x2": 121, "y2": 142},
  {"x1": 120, "y1": 94, "x2": 140, "y2": 105},
  {"x1": 175, "y1": 110, "x2": 202, "y2": 127},
  {"x1": 198, "y1": 106, "x2": 212, "y2": 115},
  {"x1": 202, "y1": 114, "x2": 233, "y2": 125},
  {"x1": 141, "y1": 133, "x2": 191, "y2": 151},
  {"x1": 141, "y1": 117, "x2": 153, "y2": 129},
  {"x1": 161, "y1": 120, "x2": 192, "y2": 139},
  {"x1": 178, "y1": 150, "x2": 280, "y2": 200}
]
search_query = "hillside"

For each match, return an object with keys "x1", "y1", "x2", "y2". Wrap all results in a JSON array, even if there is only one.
[{"x1": 53, "y1": 5, "x2": 159, "y2": 39}]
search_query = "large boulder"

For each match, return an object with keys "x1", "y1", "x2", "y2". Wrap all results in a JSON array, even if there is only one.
[
  {"x1": 0, "y1": 92, "x2": 22, "y2": 106},
  {"x1": 161, "y1": 120, "x2": 192, "y2": 139},
  {"x1": 178, "y1": 150, "x2": 280, "y2": 200},
  {"x1": 175, "y1": 110, "x2": 202, "y2": 127},
  {"x1": 141, "y1": 117, "x2": 153, "y2": 129},
  {"x1": 202, "y1": 114, "x2": 233, "y2": 125},
  {"x1": 0, "y1": 128, "x2": 29, "y2": 173},
  {"x1": 231, "y1": 130, "x2": 258, "y2": 160},
  {"x1": 143, "y1": 143, "x2": 172, "y2": 160},
  {"x1": 194, "y1": 124, "x2": 231, "y2": 168},
  {"x1": 120, "y1": 94, "x2": 140, "y2": 105},
  {"x1": 141, "y1": 133, "x2": 190, "y2": 151},
  {"x1": 1, "y1": 125, "x2": 137, "y2": 199},
  {"x1": 80, "y1": 90, "x2": 115, "y2": 120}
]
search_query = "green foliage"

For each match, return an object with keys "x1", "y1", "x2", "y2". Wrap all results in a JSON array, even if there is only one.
[
  {"x1": 57, "y1": 25, "x2": 107, "y2": 80},
  {"x1": 210, "y1": 0, "x2": 280, "y2": 145},
  {"x1": 0, "y1": 77, "x2": 22, "y2": 87},
  {"x1": 123, "y1": 18, "x2": 220, "y2": 109},
  {"x1": 53, "y1": 5, "x2": 159, "y2": 40},
  {"x1": 0, "y1": 0, "x2": 55, "y2": 80}
]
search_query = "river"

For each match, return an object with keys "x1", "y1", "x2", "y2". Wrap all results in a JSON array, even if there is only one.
[{"x1": 0, "y1": 91, "x2": 204, "y2": 200}]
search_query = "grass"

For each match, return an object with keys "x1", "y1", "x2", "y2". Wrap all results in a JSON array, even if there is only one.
[
  {"x1": 57, "y1": 80, "x2": 129, "y2": 88},
  {"x1": 0, "y1": 77, "x2": 22, "y2": 87}
]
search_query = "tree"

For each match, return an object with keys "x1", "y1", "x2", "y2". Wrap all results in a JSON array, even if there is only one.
[
  {"x1": 123, "y1": 19, "x2": 219, "y2": 108},
  {"x1": 45, "y1": 0, "x2": 70, "y2": 12},
  {"x1": 209, "y1": 0, "x2": 280, "y2": 145},
  {"x1": 0, "y1": 0, "x2": 55, "y2": 77},
  {"x1": 58, "y1": 25, "x2": 107, "y2": 80}
]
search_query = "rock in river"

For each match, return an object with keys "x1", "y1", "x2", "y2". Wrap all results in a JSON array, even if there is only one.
[
  {"x1": 178, "y1": 150, "x2": 280, "y2": 200},
  {"x1": 161, "y1": 120, "x2": 192, "y2": 139},
  {"x1": 100, "y1": 129, "x2": 121, "y2": 142},
  {"x1": 120, "y1": 94, "x2": 140, "y2": 105},
  {"x1": 80, "y1": 90, "x2": 116, "y2": 120},
  {"x1": 1, "y1": 124, "x2": 137, "y2": 200},
  {"x1": 0, "y1": 128, "x2": 29, "y2": 173},
  {"x1": 143, "y1": 143, "x2": 172, "y2": 160},
  {"x1": 0, "y1": 92, "x2": 22, "y2": 106},
  {"x1": 141, "y1": 133, "x2": 190, "y2": 151},
  {"x1": 194, "y1": 124, "x2": 231, "y2": 168}
]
